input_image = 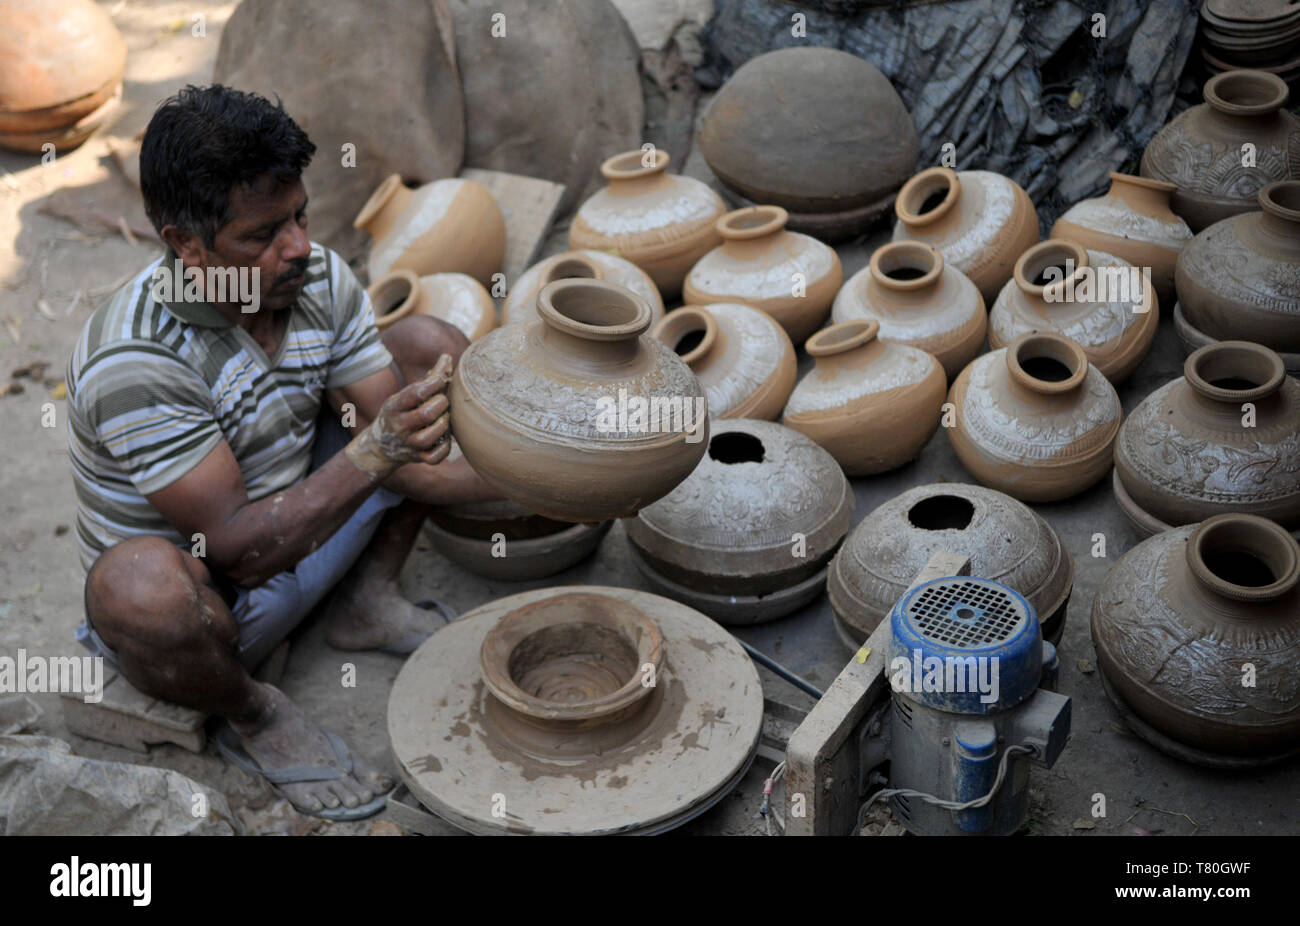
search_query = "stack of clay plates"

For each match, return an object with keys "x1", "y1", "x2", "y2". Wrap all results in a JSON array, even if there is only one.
[{"x1": 1199, "y1": 0, "x2": 1300, "y2": 95}]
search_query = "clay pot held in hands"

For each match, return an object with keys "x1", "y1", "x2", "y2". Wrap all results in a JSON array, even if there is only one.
[
  {"x1": 367, "y1": 269, "x2": 496, "y2": 341},
  {"x1": 500, "y1": 249, "x2": 664, "y2": 328}
]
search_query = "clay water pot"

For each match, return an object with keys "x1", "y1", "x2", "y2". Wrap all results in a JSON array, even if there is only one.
[
  {"x1": 827, "y1": 483, "x2": 1073, "y2": 648},
  {"x1": 1092, "y1": 514, "x2": 1300, "y2": 762},
  {"x1": 682, "y1": 206, "x2": 843, "y2": 345},
  {"x1": 568, "y1": 149, "x2": 725, "y2": 298},
  {"x1": 366, "y1": 269, "x2": 497, "y2": 341},
  {"x1": 650, "y1": 304, "x2": 795, "y2": 420},
  {"x1": 354, "y1": 174, "x2": 506, "y2": 286},
  {"x1": 450, "y1": 278, "x2": 708, "y2": 522},
  {"x1": 1140, "y1": 70, "x2": 1300, "y2": 232},
  {"x1": 625, "y1": 419, "x2": 854, "y2": 624},
  {"x1": 501, "y1": 249, "x2": 664, "y2": 328},
  {"x1": 782, "y1": 320, "x2": 946, "y2": 476},
  {"x1": 891, "y1": 167, "x2": 1040, "y2": 305},
  {"x1": 988, "y1": 239, "x2": 1158, "y2": 384},
  {"x1": 947, "y1": 332, "x2": 1122, "y2": 502},
  {"x1": 830, "y1": 241, "x2": 986, "y2": 380}
]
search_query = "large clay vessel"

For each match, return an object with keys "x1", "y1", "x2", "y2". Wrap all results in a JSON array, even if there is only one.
[
  {"x1": 947, "y1": 332, "x2": 1122, "y2": 502},
  {"x1": 682, "y1": 206, "x2": 843, "y2": 345},
  {"x1": 891, "y1": 167, "x2": 1040, "y2": 305},
  {"x1": 450, "y1": 278, "x2": 707, "y2": 522},
  {"x1": 782, "y1": 320, "x2": 946, "y2": 476},
  {"x1": 568, "y1": 149, "x2": 725, "y2": 298},
  {"x1": 625, "y1": 419, "x2": 854, "y2": 624},
  {"x1": 367, "y1": 269, "x2": 496, "y2": 341},
  {"x1": 501, "y1": 250, "x2": 663, "y2": 328},
  {"x1": 650, "y1": 304, "x2": 795, "y2": 421},
  {"x1": 830, "y1": 241, "x2": 986, "y2": 380},
  {"x1": 988, "y1": 239, "x2": 1157, "y2": 384}
]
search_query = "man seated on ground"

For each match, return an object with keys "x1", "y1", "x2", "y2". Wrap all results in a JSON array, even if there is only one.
[{"x1": 67, "y1": 85, "x2": 497, "y2": 820}]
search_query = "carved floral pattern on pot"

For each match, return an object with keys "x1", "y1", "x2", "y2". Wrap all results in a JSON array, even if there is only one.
[{"x1": 501, "y1": 249, "x2": 664, "y2": 328}]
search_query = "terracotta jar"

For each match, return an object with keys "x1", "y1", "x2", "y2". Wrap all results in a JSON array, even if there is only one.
[
  {"x1": 830, "y1": 240, "x2": 986, "y2": 380},
  {"x1": 947, "y1": 332, "x2": 1122, "y2": 502},
  {"x1": 366, "y1": 269, "x2": 496, "y2": 341},
  {"x1": 1092, "y1": 514, "x2": 1300, "y2": 761},
  {"x1": 450, "y1": 278, "x2": 707, "y2": 522},
  {"x1": 424, "y1": 498, "x2": 611, "y2": 581},
  {"x1": 891, "y1": 167, "x2": 1040, "y2": 305},
  {"x1": 827, "y1": 483, "x2": 1073, "y2": 648},
  {"x1": 782, "y1": 320, "x2": 946, "y2": 475},
  {"x1": 354, "y1": 174, "x2": 506, "y2": 286},
  {"x1": 568, "y1": 149, "x2": 725, "y2": 298},
  {"x1": 625, "y1": 419, "x2": 854, "y2": 624},
  {"x1": 682, "y1": 205, "x2": 843, "y2": 345},
  {"x1": 1140, "y1": 70, "x2": 1300, "y2": 232},
  {"x1": 1050, "y1": 172, "x2": 1192, "y2": 304},
  {"x1": 501, "y1": 249, "x2": 664, "y2": 328},
  {"x1": 650, "y1": 304, "x2": 795, "y2": 420},
  {"x1": 1114, "y1": 341, "x2": 1300, "y2": 535},
  {"x1": 988, "y1": 239, "x2": 1158, "y2": 384}
]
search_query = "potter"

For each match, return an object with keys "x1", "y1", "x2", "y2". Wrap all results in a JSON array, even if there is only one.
[{"x1": 150, "y1": 258, "x2": 260, "y2": 313}]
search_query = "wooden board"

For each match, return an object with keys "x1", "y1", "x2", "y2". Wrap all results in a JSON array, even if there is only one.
[{"x1": 458, "y1": 168, "x2": 565, "y2": 287}]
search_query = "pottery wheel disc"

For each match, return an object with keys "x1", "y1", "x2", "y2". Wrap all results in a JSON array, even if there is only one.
[{"x1": 388, "y1": 585, "x2": 763, "y2": 835}]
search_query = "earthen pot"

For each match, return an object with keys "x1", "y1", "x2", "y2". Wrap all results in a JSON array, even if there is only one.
[
  {"x1": 450, "y1": 278, "x2": 708, "y2": 522},
  {"x1": 1140, "y1": 70, "x2": 1300, "y2": 232},
  {"x1": 501, "y1": 249, "x2": 664, "y2": 328},
  {"x1": 891, "y1": 167, "x2": 1040, "y2": 305},
  {"x1": 988, "y1": 239, "x2": 1158, "y2": 384},
  {"x1": 1114, "y1": 341, "x2": 1300, "y2": 534},
  {"x1": 568, "y1": 149, "x2": 725, "y2": 298},
  {"x1": 827, "y1": 483, "x2": 1073, "y2": 648},
  {"x1": 625, "y1": 419, "x2": 854, "y2": 624},
  {"x1": 682, "y1": 206, "x2": 843, "y2": 345},
  {"x1": 1050, "y1": 172, "x2": 1193, "y2": 304},
  {"x1": 651, "y1": 304, "x2": 795, "y2": 420},
  {"x1": 1092, "y1": 514, "x2": 1300, "y2": 761},
  {"x1": 782, "y1": 320, "x2": 946, "y2": 476},
  {"x1": 355, "y1": 174, "x2": 506, "y2": 286},
  {"x1": 830, "y1": 241, "x2": 986, "y2": 380},
  {"x1": 947, "y1": 332, "x2": 1122, "y2": 502},
  {"x1": 366, "y1": 269, "x2": 496, "y2": 341}
]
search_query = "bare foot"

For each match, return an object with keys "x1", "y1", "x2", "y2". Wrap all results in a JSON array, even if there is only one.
[{"x1": 320, "y1": 578, "x2": 448, "y2": 652}]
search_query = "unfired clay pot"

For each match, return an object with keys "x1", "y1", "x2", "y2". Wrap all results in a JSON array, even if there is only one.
[
  {"x1": 830, "y1": 241, "x2": 986, "y2": 380},
  {"x1": 988, "y1": 239, "x2": 1158, "y2": 384},
  {"x1": 354, "y1": 174, "x2": 506, "y2": 286},
  {"x1": 568, "y1": 149, "x2": 725, "y2": 298},
  {"x1": 682, "y1": 206, "x2": 843, "y2": 345},
  {"x1": 501, "y1": 249, "x2": 663, "y2": 328},
  {"x1": 782, "y1": 319, "x2": 946, "y2": 476},
  {"x1": 625, "y1": 419, "x2": 854, "y2": 623},
  {"x1": 450, "y1": 278, "x2": 707, "y2": 522},
  {"x1": 366, "y1": 269, "x2": 497, "y2": 341},
  {"x1": 947, "y1": 332, "x2": 1122, "y2": 502},
  {"x1": 891, "y1": 167, "x2": 1040, "y2": 305},
  {"x1": 651, "y1": 304, "x2": 795, "y2": 420}
]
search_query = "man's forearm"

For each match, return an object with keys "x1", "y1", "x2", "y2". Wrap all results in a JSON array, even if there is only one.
[{"x1": 382, "y1": 455, "x2": 501, "y2": 506}]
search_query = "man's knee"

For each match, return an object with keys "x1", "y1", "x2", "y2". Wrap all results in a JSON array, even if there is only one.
[{"x1": 381, "y1": 314, "x2": 470, "y2": 381}]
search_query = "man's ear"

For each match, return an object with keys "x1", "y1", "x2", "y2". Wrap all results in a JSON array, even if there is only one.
[{"x1": 160, "y1": 225, "x2": 205, "y2": 266}]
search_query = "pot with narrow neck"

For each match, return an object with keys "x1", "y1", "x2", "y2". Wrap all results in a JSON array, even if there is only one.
[
  {"x1": 366, "y1": 269, "x2": 496, "y2": 341},
  {"x1": 501, "y1": 249, "x2": 664, "y2": 328}
]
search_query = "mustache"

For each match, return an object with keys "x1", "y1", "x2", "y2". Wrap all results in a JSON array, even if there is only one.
[{"x1": 274, "y1": 261, "x2": 309, "y2": 287}]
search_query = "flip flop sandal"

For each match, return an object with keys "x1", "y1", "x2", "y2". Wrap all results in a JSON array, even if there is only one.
[{"x1": 379, "y1": 598, "x2": 457, "y2": 655}]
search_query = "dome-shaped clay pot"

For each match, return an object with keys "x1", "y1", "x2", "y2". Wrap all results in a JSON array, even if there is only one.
[
  {"x1": 891, "y1": 167, "x2": 1039, "y2": 305},
  {"x1": 450, "y1": 278, "x2": 708, "y2": 522},
  {"x1": 1140, "y1": 70, "x2": 1300, "y2": 232},
  {"x1": 1114, "y1": 341, "x2": 1300, "y2": 534},
  {"x1": 501, "y1": 249, "x2": 664, "y2": 328},
  {"x1": 782, "y1": 320, "x2": 946, "y2": 476},
  {"x1": 830, "y1": 241, "x2": 986, "y2": 380},
  {"x1": 827, "y1": 483, "x2": 1073, "y2": 649},
  {"x1": 651, "y1": 304, "x2": 795, "y2": 420},
  {"x1": 625, "y1": 419, "x2": 854, "y2": 624},
  {"x1": 355, "y1": 174, "x2": 506, "y2": 286},
  {"x1": 568, "y1": 149, "x2": 725, "y2": 298},
  {"x1": 682, "y1": 206, "x2": 843, "y2": 345},
  {"x1": 947, "y1": 332, "x2": 1122, "y2": 502},
  {"x1": 367, "y1": 269, "x2": 497, "y2": 341},
  {"x1": 1092, "y1": 514, "x2": 1300, "y2": 763},
  {"x1": 989, "y1": 239, "x2": 1158, "y2": 384}
]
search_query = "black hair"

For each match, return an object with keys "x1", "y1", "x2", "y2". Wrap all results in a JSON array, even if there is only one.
[{"x1": 139, "y1": 84, "x2": 316, "y2": 247}]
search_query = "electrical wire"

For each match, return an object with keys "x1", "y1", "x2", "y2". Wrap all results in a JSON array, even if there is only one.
[{"x1": 759, "y1": 760, "x2": 786, "y2": 835}]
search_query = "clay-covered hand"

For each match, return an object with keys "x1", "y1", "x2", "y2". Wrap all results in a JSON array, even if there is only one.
[{"x1": 346, "y1": 354, "x2": 454, "y2": 477}]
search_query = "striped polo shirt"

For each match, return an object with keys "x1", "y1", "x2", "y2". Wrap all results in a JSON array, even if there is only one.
[{"x1": 66, "y1": 243, "x2": 393, "y2": 572}]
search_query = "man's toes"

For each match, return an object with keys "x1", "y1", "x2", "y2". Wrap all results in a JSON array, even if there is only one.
[{"x1": 284, "y1": 784, "x2": 323, "y2": 814}]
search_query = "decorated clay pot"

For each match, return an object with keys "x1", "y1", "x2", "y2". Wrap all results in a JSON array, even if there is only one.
[
  {"x1": 625, "y1": 419, "x2": 854, "y2": 624},
  {"x1": 891, "y1": 167, "x2": 1040, "y2": 305},
  {"x1": 650, "y1": 304, "x2": 795, "y2": 420},
  {"x1": 682, "y1": 205, "x2": 843, "y2": 345},
  {"x1": 1140, "y1": 70, "x2": 1300, "y2": 232},
  {"x1": 988, "y1": 239, "x2": 1158, "y2": 384},
  {"x1": 830, "y1": 241, "x2": 986, "y2": 380},
  {"x1": 1092, "y1": 514, "x2": 1300, "y2": 762},
  {"x1": 501, "y1": 249, "x2": 664, "y2": 328},
  {"x1": 568, "y1": 149, "x2": 725, "y2": 298},
  {"x1": 450, "y1": 278, "x2": 708, "y2": 522},
  {"x1": 366, "y1": 269, "x2": 496, "y2": 341},
  {"x1": 782, "y1": 320, "x2": 946, "y2": 476},
  {"x1": 827, "y1": 483, "x2": 1073, "y2": 648},
  {"x1": 354, "y1": 174, "x2": 506, "y2": 286},
  {"x1": 947, "y1": 332, "x2": 1122, "y2": 502}
]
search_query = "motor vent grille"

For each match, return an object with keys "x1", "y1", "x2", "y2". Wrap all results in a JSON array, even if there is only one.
[{"x1": 906, "y1": 579, "x2": 1027, "y2": 649}]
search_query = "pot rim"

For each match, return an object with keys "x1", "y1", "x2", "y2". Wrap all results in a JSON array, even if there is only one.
[
  {"x1": 1203, "y1": 69, "x2": 1290, "y2": 116},
  {"x1": 895, "y1": 167, "x2": 961, "y2": 227},
  {"x1": 806, "y1": 318, "x2": 880, "y2": 356},
  {"x1": 543, "y1": 253, "x2": 604, "y2": 285},
  {"x1": 651, "y1": 305, "x2": 719, "y2": 366},
  {"x1": 1260, "y1": 180, "x2": 1300, "y2": 222},
  {"x1": 1184, "y1": 340, "x2": 1287, "y2": 403},
  {"x1": 600, "y1": 147, "x2": 670, "y2": 182},
  {"x1": 1108, "y1": 171, "x2": 1176, "y2": 195},
  {"x1": 366, "y1": 268, "x2": 420, "y2": 331},
  {"x1": 1188, "y1": 514, "x2": 1300, "y2": 603},
  {"x1": 1005, "y1": 331, "x2": 1089, "y2": 394},
  {"x1": 870, "y1": 240, "x2": 944, "y2": 292},
  {"x1": 537, "y1": 278, "x2": 653, "y2": 341},
  {"x1": 1014, "y1": 239, "x2": 1089, "y2": 301},
  {"x1": 353, "y1": 172, "x2": 404, "y2": 231},
  {"x1": 717, "y1": 205, "x2": 788, "y2": 240}
]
